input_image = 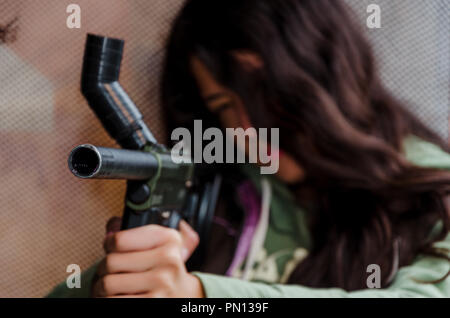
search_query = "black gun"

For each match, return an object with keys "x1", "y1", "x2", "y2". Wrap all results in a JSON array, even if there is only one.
[{"x1": 68, "y1": 34, "x2": 221, "y2": 265}]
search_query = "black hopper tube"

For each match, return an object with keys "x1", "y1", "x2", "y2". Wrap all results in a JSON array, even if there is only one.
[{"x1": 81, "y1": 34, "x2": 157, "y2": 150}]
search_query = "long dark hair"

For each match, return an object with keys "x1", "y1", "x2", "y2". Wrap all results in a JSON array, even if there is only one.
[{"x1": 161, "y1": 0, "x2": 450, "y2": 290}]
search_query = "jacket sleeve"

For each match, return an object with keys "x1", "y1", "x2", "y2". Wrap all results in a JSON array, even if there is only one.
[{"x1": 192, "y1": 234, "x2": 450, "y2": 298}]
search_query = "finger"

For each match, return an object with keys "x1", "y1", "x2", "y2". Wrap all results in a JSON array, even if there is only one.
[
  {"x1": 106, "y1": 217, "x2": 122, "y2": 235},
  {"x1": 92, "y1": 270, "x2": 170, "y2": 297},
  {"x1": 92, "y1": 272, "x2": 151, "y2": 297},
  {"x1": 97, "y1": 245, "x2": 182, "y2": 277},
  {"x1": 103, "y1": 217, "x2": 123, "y2": 253},
  {"x1": 104, "y1": 224, "x2": 181, "y2": 253},
  {"x1": 105, "y1": 294, "x2": 148, "y2": 298},
  {"x1": 178, "y1": 220, "x2": 200, "y2": 262}
]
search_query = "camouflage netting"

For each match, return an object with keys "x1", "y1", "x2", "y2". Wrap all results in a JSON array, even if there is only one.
[{"x1": 0, "y1": 0, "x2": 448, "y2": 297}]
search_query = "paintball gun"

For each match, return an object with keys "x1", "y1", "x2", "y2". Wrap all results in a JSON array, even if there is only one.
[{"x1": 68, "y1": 34, "x2": 221, "y2": 265}]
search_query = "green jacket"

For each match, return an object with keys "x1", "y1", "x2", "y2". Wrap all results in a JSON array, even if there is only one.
[{"x1": 47, "y1": 136, "x2": 450, "y2": 298}]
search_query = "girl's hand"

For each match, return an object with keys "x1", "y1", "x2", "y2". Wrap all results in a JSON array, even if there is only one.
[{"x1": 91, "y1": 218, "x2": 204, "y2": 298}]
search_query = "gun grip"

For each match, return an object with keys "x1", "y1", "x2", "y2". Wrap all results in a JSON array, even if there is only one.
[{"x1": 120, "y1": 206, "x2": 182, "y2": 230}]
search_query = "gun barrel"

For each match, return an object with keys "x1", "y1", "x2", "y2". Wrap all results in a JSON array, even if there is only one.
[{"x1": 68, "y1": 144, "x2": 159, "y2": 180}]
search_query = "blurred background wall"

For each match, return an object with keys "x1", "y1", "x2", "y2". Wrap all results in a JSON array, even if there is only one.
[
  {"x1": 0, "y1": 0, "x2": 448, "y2": 297},
  {"x1": 0, "y1": 0, "x2": 184, "y2": 297}
]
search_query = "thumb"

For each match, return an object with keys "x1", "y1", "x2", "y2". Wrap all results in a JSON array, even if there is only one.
[
  {"x1": 103, "y1": 217, "x2": 122, "y2": 253},
  {"x1": 178, "y1": 220, "x2": 200, "y2": 262},
  {"x1": 106, "y1": 217, "x2": 122, "y2": 235}
]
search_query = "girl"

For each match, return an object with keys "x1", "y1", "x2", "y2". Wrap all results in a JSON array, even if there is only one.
[{"x1": 49, "y1": 0, "x2": 450, "y2": 297}]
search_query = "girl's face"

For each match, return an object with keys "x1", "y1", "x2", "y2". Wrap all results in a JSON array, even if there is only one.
[{"x1": 190, "y1": 56, "x2": 305, "y2": 184}]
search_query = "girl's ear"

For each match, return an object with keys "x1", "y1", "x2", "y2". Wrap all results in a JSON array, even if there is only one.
[{"x1": 232, "y1": 50, "x2": 264, "y2": 71}]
